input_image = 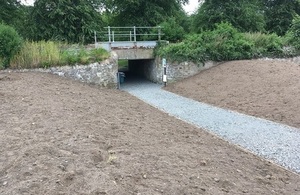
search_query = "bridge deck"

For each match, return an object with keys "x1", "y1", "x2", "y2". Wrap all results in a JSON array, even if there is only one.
[{"x1": 97, "y1": 41, "x2": 157, "y2": 51}]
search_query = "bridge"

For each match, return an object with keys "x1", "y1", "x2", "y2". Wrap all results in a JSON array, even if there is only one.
[
  {"x1": 92, "y1": 26, "x2": 214, "y2": 86},
  {"x1": 95, "y1": 26, "x2": 164, "y2": 59},
  {"x1": 50, "y1": 26, "x2": 216, "y2": 88}
]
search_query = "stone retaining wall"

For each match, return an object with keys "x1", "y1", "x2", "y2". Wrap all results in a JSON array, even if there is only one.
[
  {"x1": 50, "y1": 52, "x2": 118, "y2": 88},
  {"x1": 259, "y1": 56, "x2": 300, "y2": 64},
  {"x1": 5, "y1": 53, "x2": 298, "y2": 87},
  {"x1": 2, "y1": 52, "x2": 119, "y2": 88},
  {"x1": 165, "y1": 60, "x2": 221, "y2": 82}
]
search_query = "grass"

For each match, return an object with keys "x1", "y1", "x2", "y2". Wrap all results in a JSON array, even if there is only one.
[
  {"x1": 118, "y1": 59, "x2": 128, "y2": 70},
  {"x1": 10, "y1": 41, "x2": 110, "y2": 69}
]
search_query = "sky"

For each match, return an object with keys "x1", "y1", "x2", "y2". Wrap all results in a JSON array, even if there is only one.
[
  {"x1": 21, "y1": 0, "x2": 199, "y2": 14},
  {"x1": 183, "y1": 0, "x2": 199, "y2": 14}
]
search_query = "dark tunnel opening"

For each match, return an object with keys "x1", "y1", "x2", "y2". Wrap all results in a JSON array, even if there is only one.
[{"x1": 118, "y1": 59, "x2": 157, "y2": 83}]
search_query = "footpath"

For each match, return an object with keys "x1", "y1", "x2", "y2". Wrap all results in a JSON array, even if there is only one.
[{"x1": 122, "y1": 81, "x2": 300, "y2": 173}]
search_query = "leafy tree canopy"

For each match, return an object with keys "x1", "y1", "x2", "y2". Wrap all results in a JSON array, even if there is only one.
[
  {"x1": 0, "y1": 0, "x2": 22, "y2": 25},
  {"x1": 31, "y1": 0, "x2": 103, "y2": 43},
  {"x1": 192, "y1": 0, "x2": 265, "y2": 33},
  {"x1": 263, "y1": 0, "x2": 300, "y2": 36},
  {"x1": 102, "y1": 0, "x2": 189, "y2": 27}
]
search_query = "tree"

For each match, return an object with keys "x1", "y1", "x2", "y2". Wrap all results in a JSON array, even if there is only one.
[
  {"x1": 0, "y1": 24, "x2": 22, "y2": 69},
  {"x1": 159, "y1": 17, "x2": 185, "y2": 42},
  {"x1": 192, "y1": 0, "x2": 265, "y2": 33},
  {"x1": 102, "y1": 0, "x2": 189, "y2": 27},
  {"x1": 31, "y1": 0, "x2": 103, "y2": 43},
  {"x1": 285, "y1": 14, "x2": 300, "y2": 50},
  {"x1": 263, "y1": 0, "x2": 300, "y2": 36},
  {"x1": 0, "y1": 0, "x2": 21, "y2": 25}
]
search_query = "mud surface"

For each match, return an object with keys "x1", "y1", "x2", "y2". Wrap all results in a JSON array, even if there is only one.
[
  {"x1": 0, "y1": 72, "x2": 299, "y2": 194},
  {"x1": 166, "y1": 59, "x2": 300, "y2": 129}
]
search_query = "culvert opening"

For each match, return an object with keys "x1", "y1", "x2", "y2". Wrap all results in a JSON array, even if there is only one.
[{"x1": 118, "y1": 59, "x2": 156, "y2": 83}]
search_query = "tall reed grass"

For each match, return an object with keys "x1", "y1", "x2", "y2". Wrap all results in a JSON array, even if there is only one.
[
  {"x1": 10, "y1": 41, "x2": 109, "y2": 69},
  {"x1": 10, "y1": 41, "x2": 61, "y2": 69}
]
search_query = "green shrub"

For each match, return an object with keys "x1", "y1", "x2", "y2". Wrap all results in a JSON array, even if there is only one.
[
  {"x1": 59, "y1": 50, "x2": 79, "y2": 66},
  {"x1": 157, "y1": 22, "x2": 254, "y2": 62},
  {"x1": 244, "y1": 32, "x2": 284, "y2": 57},
  {"x1": 0, "y1": 24, "x2": 22, "y2": 69},
  {"x1": 204, "y1": 22, "x2": 254, "y2": 61},
  {"x1": 285, "y1": 14, "x2": 300, "y2": 53},
  {"x1": 156, "y1": 36, "x2": 207, "y2": 63},
  {"x1": 159, "y1": 17, "x2": 186, "y2": 42},
  {"x1": 90, "y1": 48, "x2": 110, "y2": 61}
]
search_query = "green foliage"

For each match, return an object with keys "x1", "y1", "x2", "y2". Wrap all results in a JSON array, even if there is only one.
[
  {"x1": 90, "y1": 48, "x2": 110, "y2": 62},
  {"x1": 31, "y1": 0, "x2": 103, "y2": 43},
  {"x1": 244, "y1": 32, "x2": 284, "y2": 57},
  {"x1": 204, "y1": 23, "x2": 254, "y2": 61},
  {"x1": 118, "y1": 60, "x2": 128, "y2": 70},
  {"x1": 158, "y1": 21, "x2": 298, "y2": 63},
  {"x1": 10, "y1": 41, "x2": 109, "y2": 69},
  {"x1": 103, "y1": 0, "x2": 188, "y2": 27},
  {"x1": 0, "y1": 1, "x2": 34, "y2": 40},
  {"x1": 193, "y1": 0, "x2": 265, "y2": 33},
  {"x1": 157, "y1": 39, "x2": 207, "y2": 63},
  {"x1": 0, "y1": 24, "x2": 22, "y2": 69},
  {"x1": 158, "y1": 23, "x2": 254, "y2": 63},
  {"x1": 263, "y1": 0, "x2": 300, "y2": 36},
  {"x1": 60, "y1": 47, "x2": 110, "y2": 65},
  {"x1": 10, "y1": 41, "x2": 61, "y2": 69},
  {"x1": 285, "y1": 15, "x2": 300, "y2": 50},
  {"x1": 0, "y1": 0, "x2": 21, "y2": 25},
  {"x1": 159, "y1": 17, "x2": 185, "y2": 42}
]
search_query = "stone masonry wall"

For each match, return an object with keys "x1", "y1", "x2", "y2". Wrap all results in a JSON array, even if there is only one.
[
  {"x1": 165, "y1": 60, "x2": 221, "y2": 82},
  {"x1": 149, "y1": 58, "x2": 221, "y2": 83},
  {"x1": 49, "y1": 52, "x2": 118, "y2": 88},
  {"x1": 3, "y1": 52, "x2": 119, "y2": 88}
]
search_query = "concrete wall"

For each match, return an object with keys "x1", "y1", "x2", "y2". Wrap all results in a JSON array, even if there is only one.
[{"x1": 114, "y1": 49, "x2": 154, "y2": 60}]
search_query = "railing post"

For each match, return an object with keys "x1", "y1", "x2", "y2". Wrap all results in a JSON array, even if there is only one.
[
  {"x1": 158, "y1": 26, "x2": 161, "y2": 41},
  {"x1": 94, "y1": 31, "x2": 97, "y2": 48},
  {"x1": 112, "y1": 31, "x2": 115, "y2": 42},
  {"x1": 130, "y1": 31, "x2": 132, "y2": 42},
  {"x1": 133, "y1": 26, "x2": 136, "y2": 42},
  {"x1": 108, "y1": 26, "x2": 111, "y2": 42}
]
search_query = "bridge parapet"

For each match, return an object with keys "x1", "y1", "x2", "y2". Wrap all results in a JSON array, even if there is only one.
[
  {"x1": 97, "y1": 41, "x2": 157, "y2": 51},
  {"x1": 95, "y1": 26, "x2": 162, "y2": 59},
  {"x1": 95, "y1": 26, "x2": 163, "y2": 59},
  {"x1": 113, "y1": 48, "x2": 154, "y2": 60}
]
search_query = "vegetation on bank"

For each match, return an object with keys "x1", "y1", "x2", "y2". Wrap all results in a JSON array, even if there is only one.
[
  {"x1": 0, "y1": 24, "x2": 22, "y2": 69},
  {"x1": 157, "y1": 20, "x2": 300, "y2": 63},
  {"x1": 8, "y1": 41, "x2": 109, "y2": 69},
  {"x1": 2, "y1": 1, "x2": 300, "y2": 68}
]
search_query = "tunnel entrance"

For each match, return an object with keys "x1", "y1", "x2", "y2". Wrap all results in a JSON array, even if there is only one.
[{"x1": 118, "y1": 59, "x2": 159, "y2": 84}]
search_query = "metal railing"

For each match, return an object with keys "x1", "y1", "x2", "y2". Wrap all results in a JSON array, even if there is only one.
[
  {"x1": 103, "y1": 26, "x2": 162, "y2": 42},
  {"x1": 95, "y1": 26, "x2": 163, "y2": 50}
]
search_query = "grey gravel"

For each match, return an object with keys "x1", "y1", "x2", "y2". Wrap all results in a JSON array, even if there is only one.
[{"x1": 122, "y1": 80, "x2": 300, "y2": 173}]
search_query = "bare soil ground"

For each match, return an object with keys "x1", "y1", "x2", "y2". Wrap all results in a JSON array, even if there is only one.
[
  {"x1": 166, "y1": 59, "x2": 300, "y2": 129},
  {"x1": 0, "y1": 71, "x2": 300, "y2": 194}
]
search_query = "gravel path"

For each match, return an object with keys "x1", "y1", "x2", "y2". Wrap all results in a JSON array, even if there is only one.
[{"x1": 122, "y1": 80, "x2": 300, "y2": 173}]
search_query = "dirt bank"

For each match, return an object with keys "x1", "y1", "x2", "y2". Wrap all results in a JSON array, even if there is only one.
[
  {"x1": 166, "y1": 59, "x2": 300, "y2": 129},
  {"x1": 0, "y1": 72, "x2": 299, "y2": 194}
]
